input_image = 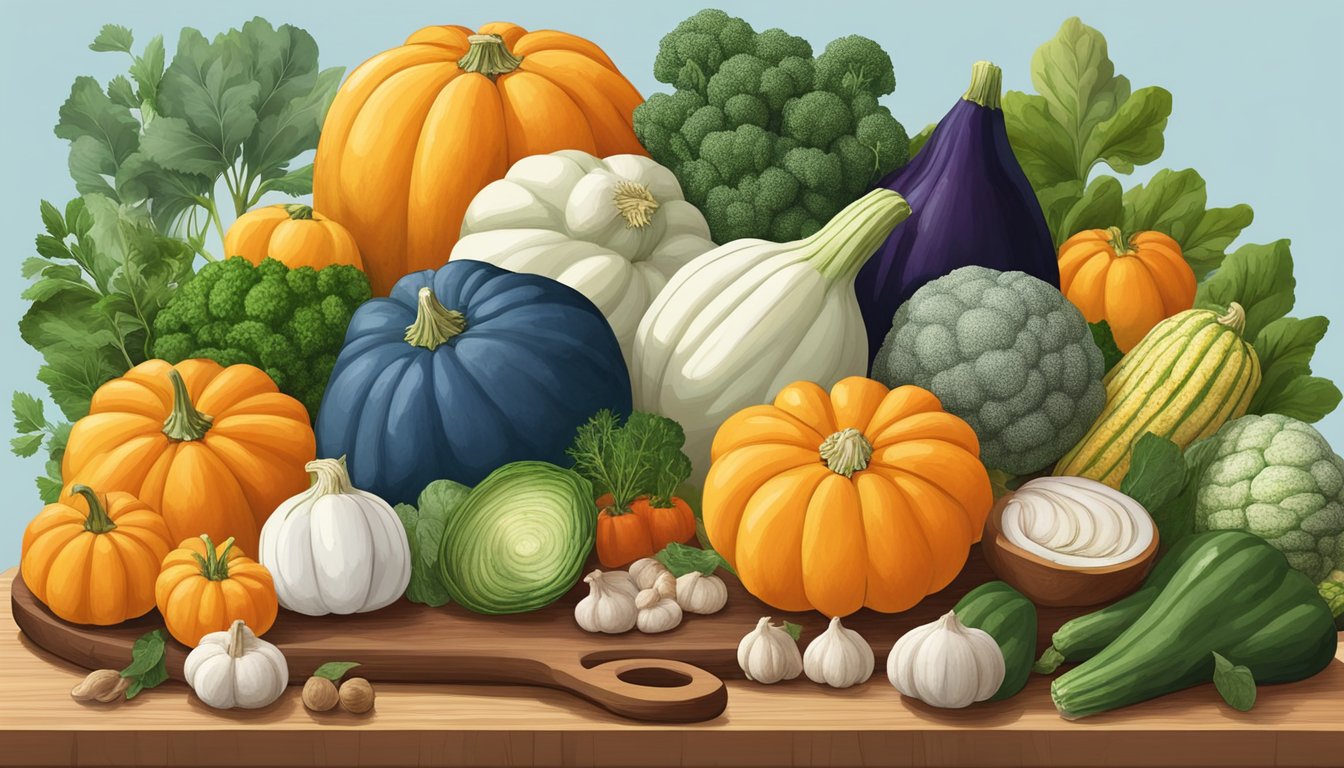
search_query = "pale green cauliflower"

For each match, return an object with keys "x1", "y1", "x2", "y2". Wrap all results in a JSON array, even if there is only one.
[
  {"x1": 872, "y1": 266, "x2": 1106, "y2": 475},
  {"x1": 1194, "y1": 413, "x2": 1344, "y2": 583}
]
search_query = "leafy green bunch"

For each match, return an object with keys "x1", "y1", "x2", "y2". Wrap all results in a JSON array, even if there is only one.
[
  {"x1": 56, "y1": 18, "x2": 342, "y2": 258},
  {"x1": 566, "y1": 410, "x2": 693, "y2": 510},
  {"x1": 633, "y1": 8, "x2": 909, "y2": 243}
]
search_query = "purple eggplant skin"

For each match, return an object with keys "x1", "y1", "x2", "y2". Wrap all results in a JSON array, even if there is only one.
[{"x1": 855, "y1": 61, "x2": 1059, "y2": 367}]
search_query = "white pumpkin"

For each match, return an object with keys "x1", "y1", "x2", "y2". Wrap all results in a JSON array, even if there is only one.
[
  {"x1": 451, "y1": 150, "x2": 717, "y2": 362},
  {"x1": 184, "y1": 620, "x2": 288, "y2": 710},
  {"x1": 632, "y1": 189, "x2": 911, "y2": 481},
  {"x1": 259, "y1": 457, "x2": 411, "y2": 616}
]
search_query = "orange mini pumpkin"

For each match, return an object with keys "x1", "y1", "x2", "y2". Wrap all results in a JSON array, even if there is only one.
[
  {"x1": 156, "y1": 535, "x2": 278, "y2": 646},
  {"x1": 1058, "y1": 226, "x2": 1197, "y2": 352},
  {"x1": 704, "y1": 377, "x2": 993, "y2": 617},
  {"x1": 312, "y1": 23, "x2": 647, "y2": 295},
  {"x1": 60, "y1": 359, "x2": 315, "y2": 555},
  {"x1": 223, "y1": 204, "x2": 363, "y2": 270},
  {"x1": 20, "y1": 485, "x2": 174, "y2": 625}
]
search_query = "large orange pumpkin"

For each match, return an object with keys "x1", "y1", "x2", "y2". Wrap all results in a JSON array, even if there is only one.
[
  {"x1": 20, "y1": 485, "x2": 174, "y2": 625},
  {"x1": 703, "y1": 377, "x2": 993, "y2": 617},
  {"x1": 223, "y1": 204, "x2": 363, "y2": 270},
  {"x1": 312, "y1": 22, "x2": 647, "y2": 295},
  {"x1": 156, "y1": 535, "x2": 278, "y2": 646},
  {"x1": 60, "y1": 359, "x2": 316, "y2": 555},
  {"x1": 1057, "y1": 226, "x2": 1197, "y2": 352}
]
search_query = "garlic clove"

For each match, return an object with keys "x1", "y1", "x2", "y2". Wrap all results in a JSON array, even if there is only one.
[
  {"x1": 575, "y1": 569, "x2": 638, "y2": 634},
  {"x1": 653, "y1": 570, "x2": 677, "y2": 600},
  {"x1": 738, "y1": 616, "x2": 803, "y2": 684},
  {"x1": 635, "y1": 587, "x2": 682, "y2": 633},
  {"x1": 804, "y1": 616, "x2": 874, "y2": 688},
  {"x1": 886, "y1": 611, "x2": 1005, "y2": 708},
  {"x1": 675, "y1": 571, "x2": 728, "y2": 615},
  {"x1": 629, "y1": 557, "x2": 669, "y2": 590}
]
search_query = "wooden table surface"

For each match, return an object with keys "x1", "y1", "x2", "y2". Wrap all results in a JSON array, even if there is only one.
[{"x1": 2, "y1": 568, "x2": 1341, "y2": 768}]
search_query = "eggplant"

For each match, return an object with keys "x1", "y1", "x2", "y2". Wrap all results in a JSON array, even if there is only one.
[{"x1": 855, "y1": 61, "x2": 1058, "y2": 365}]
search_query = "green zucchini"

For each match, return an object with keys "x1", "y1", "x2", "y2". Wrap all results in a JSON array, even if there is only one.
[
  {"x1": 1050, "y1": 531, "x2": 1338, "y2": 719},
  {"x1": 1034, "y1": 534, "x2": 1202, "y2": 674},
  {"x1": 954, "y1": 581, "x2": 1037, "y2": 701}
]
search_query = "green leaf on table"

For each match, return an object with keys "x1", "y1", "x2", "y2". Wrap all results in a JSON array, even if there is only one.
[
  {"x1": 1089, "y1": 320, "x2": 1124, "y2": 374},
  {"x1": 1194, "y1": 240, "x2": 1295, "y2": 341},
  {"x1": 656, "y1": 541, "x2": 728, "y2": 577},
  {"x1": 1212, "y1": 652, "x2": 1256, "y2": 712},
  {"x1": 312, "y1": 661, "x2": 361, "y2": 682},
  {"x1": 395, "y1": 480, "x2": 471, "y2": 607},
  {"x1": 1122, "y1": 169, "x2": 1253, "y2": 279},
  {"x1": 121, "y1": 629, "x2": 168, "y2": 700},
  {"x1": 783, "y1": 622, "x2": 803, "y2": 642},
  {"x1": 1250, "y1": 316, "x2": 1342, "y2": 422}
]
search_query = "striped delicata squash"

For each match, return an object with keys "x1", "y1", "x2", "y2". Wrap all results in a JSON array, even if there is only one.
[{"x1": 1054, "y1": 302, "x2": 1260, "y2": 487}]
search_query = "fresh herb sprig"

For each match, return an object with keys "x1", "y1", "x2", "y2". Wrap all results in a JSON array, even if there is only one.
[{"x1": 566, "y1": 410, "x2": 693, "y2": 512}]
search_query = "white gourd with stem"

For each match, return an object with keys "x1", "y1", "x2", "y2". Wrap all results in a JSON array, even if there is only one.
[
  {"x1": 259, "y1": 457, "x2": 411, "y2": 616},
  {"x1": 184, "y1": 620, "x2": 288, "y2": 710},
  {"x1": 632, "y1": 189, "x2": 912, "y2": 481}
]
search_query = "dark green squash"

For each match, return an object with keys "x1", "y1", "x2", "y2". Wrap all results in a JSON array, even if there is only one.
[{"x1": 954, "y1": 580, "x2": 1037, "y2": 701}]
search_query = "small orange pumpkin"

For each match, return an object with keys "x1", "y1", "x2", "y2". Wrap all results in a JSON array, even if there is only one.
[
  {"x1": 312, "y1": 23, "x2": 647, "y2": 295},
  {"x1": 20, "y1": 485, "x2": 174, "y2": 625},
  {"x1": 155, "y1": 535, "x2": 278, "y2": 647},
  {"x1": 1057, "y1": 226, "x2": 1197, "y2": 352},
  {"x1": 593, "y1": 493, "x2": 697, "y2": 568},
  {"x1": 704, "y1": 377, "x2": 992, "y2": 617},
  {"x1": 60, "y1": 359, "x2": 315, "y2": 555},
  {"x1": 223, "y1": 204, "x2": 363, "y2": 270}
]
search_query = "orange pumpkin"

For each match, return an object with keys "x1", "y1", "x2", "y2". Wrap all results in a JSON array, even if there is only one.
[
  {"x1": 704, "y1": 377, "x2": 993, "y2": 617},
  {"x1": 20, "y1": 485, "x2": 173, "y2": 625},
  {"x1": 155, "y1": 535, "x2": 278, "y2": 646},
  {"x1": 312, "y1": 23, "x2": 647, "y2": 295},
  {"x1": 1057, "y1": 226, "x2": 1197, "y2": 352},
  {"x1": 223, "y1": 204, "x2": 363, "y2": 270},
  {"x1": 60, "y1": 359, "x2": 315, "y2": 555}
]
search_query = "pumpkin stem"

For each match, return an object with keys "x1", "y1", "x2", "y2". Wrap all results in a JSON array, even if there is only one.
[
  {"x1": 404, "y1": 287, "x2": 468, "y2": 350},
  {"x1": 1105, "y1": 226, "x2": 1136, "y2": 256},
  {"x1": 282, "y1": 204, "x2": 314, "y2": 221},
  {"x1": 457, "y1": 34, "x2": 523, "y2": 80},
  {"x1": 819, "y1": 427, "x2": 874, "y2": 478},
  {"x1": 962, "y1": 60, "x2": 1002, "y2": 110},
  {"x1": 804, "y1": 189, "x2": 911, "y2": 283},
  {"x1": 194, "y1": 534, "x2": 235, "y2": 581},
  {"x1": 1217, "y1": 302, "x2": 1248, "y2": 336},
  {"x1": 72, "y1": 484, "x2": 117, "y2": 534},
  {"x1": 612, "y1": 180, "x2": 660, "y2": 229},
  {"x1": 226, "y1": 619, "x2": 248, "y2": 659},
  {"x1": 162, "y1": 369, "x2": 214, "y2": 442},
  {"x1": 307, "y1": 456, "x2": 355, "y2": 497}
]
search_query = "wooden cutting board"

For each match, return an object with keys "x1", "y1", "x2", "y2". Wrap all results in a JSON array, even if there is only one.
[{"x1": 11, "y1": 547, "x2": 1082, "y2": 724}]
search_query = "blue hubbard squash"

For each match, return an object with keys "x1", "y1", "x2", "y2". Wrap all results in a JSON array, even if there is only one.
[{"x1": 315, "y1": 260, "x2": 631, "y2": 504}]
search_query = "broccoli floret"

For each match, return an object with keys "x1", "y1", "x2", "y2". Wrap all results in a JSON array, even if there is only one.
[
  {"x1": 634, "y1": 9, "x2": 909, "y2": 243},
  {"x1": 151, "y1": 256, "x2": 372, "y2": 422}
]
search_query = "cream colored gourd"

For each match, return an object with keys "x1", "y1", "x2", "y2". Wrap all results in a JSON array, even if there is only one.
[
  {"x1": 259, "y1": 457, "x2": 411, "y2": 616},
  {"x1": 184, "y1": 620, "x2": 288, "y2": 710},
  {"x1": 453, "y1": 150, "x2": 716, "y2": 362},
  {"x1": 738, "y1": 617, "x2": 804, "y2": 684},
  {"x1": 632, "y1": 189, "x2": 911, "y2": 480},
  {"x1": 675, "y1": 571, "x2": 727, "y2": 615},
  {"x1": 804, "y1": 617, "x2": 874, "y2": 689},
  {"x1": 887, "y1": 611, "x2": 1005, "y2": 708},
  {"x1": 574, "y1": 569, "x2": 638, "y2": 634}
]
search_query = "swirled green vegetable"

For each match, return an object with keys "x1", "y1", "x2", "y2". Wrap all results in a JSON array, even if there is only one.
[{"x1": 438, "y1": 462, "x2": 595, "y2": 615}]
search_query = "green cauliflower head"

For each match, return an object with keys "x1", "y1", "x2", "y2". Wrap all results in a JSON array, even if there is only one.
[
  {"x1": 871, "y1": 266, "x2": 1106, "y2": 475},
  {"x1": 1193, "y1": 413, "x2": 1344, "y2": 583}
]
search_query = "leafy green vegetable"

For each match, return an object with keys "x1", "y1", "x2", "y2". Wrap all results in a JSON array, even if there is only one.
[
  {"x1": 1089, "y1": 321, "x2": 1124, "y2": 374},
  {"x1": 1211, "y1": 652, "x2": 1256, "y2": 712},
  {"x1": 394, "y1": 479, "x2": 471, "y2": 608},
  {"x1": 120, "y1": 629, "x2": 168, "y2": 699},
  {"x1": 312, "y1": 661, "x2": 360, "y2": 682},
  {"x1": 1120, "y1": 432, "x2": 1217, "y2": 550},
  {"x1": 10, "y1": 393, "x2": 71, "y2": 502},
  {"x1": 655, "y1": 541, "x2": 728, "y2": 577},
  {"x1": 1002, "y1": 18, "x2": 1251, "y2": 276},
  {"x1": 566, "y1": 410, "x2": 693, "y2": 510},
  {"x1": 782, "y1": 622, "x2": 803, "y2": 642},
  {"x1": 56, "y1": 19, "x2": 342, "y2": 258},
  {"x1": 152, "y1": 256, "x2": 371, "y2": 418}
]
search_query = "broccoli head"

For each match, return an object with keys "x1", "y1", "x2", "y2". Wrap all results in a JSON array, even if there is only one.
[
  {"x1": 871, "y1": 266, "x2": 1107, "y2": 475},
  {"x1": 153, "y1": 256, "x2": 371, "y2": 421},
  {"x1": 634, "y1": 9, "x2": 909, "y2": 243}
]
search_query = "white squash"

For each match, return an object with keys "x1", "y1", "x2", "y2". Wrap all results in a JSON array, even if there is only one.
[
  {"x1": 632, "y1": 189, "x2": 911, "y2": 480},
  {"x1": 452, "y1": 150, "x2": 717, "y2": 362},
  {"x1": 259, "y1": 457, "x2": 411, "y2": 616},
  {"x1": 184, "y1": 620, "x2": 288, "y2": 710}
]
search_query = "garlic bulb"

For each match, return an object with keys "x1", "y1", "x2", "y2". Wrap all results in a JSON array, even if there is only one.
[
  {"x1": 738, "y1": 617, "x2": 803, "y2": 684},
  {"x1": 574, "y1": 569, "x2": 638, "y2": 634},
  {"x1": 887, "y1": 611, "x2": 1005, "y2": 708},
  {"x1": 629, "y1": 557, "x2": 669, "y2": 590},
  {"x1": 635, "y1": 587, "x2": 682, "y2": 633},
  {"x1": 653, "y1": 571, "x2": 677, "y2": 599},
  {"x1": 675, "y1": 571, "x2": 727, "y2": 615},
  {"x1": 804, "y1": 617, "x2": 874, "y2": 688}
]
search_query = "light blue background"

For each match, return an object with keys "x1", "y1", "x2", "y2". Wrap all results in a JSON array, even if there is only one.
[{"x1": 1, "y1": 0, "x2": 1340, "y2": 568}]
